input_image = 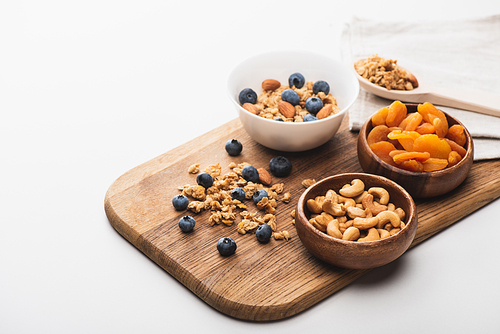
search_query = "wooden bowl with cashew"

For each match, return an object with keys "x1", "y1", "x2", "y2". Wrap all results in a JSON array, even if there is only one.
[
  {"x1": 357, "y1": 103, "x2": 474, "y2": 198},
  {"x1": 295, "y1": 173, "x2": 418, "y2": 269}
]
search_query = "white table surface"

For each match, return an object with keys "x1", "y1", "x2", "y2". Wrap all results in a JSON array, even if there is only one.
[{"x1": 2, "y1": 1, "x2": 500, "y2": 333}]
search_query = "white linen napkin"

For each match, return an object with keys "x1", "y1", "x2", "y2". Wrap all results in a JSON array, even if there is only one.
[{"x1": 341, "y1": 15, "x2": 500, "y2": 161}]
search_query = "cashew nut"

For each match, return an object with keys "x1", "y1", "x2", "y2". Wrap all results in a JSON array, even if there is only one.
[
  {"x1": 358, "y1": 228, "x2": 380, "y2": 242},
  {"x1": 322, "y1": 199, "x2": 346, "y2": 216},
  {"x1": 376, "y1": 210, "x2": 401, "y2": 229},
  {"x1": 362, "y1": 193, "x2": 388, "y2": 216},
  {"x1": 368, "y1": 187, "x2": 390, "y2": 205},
  {"x1": 307, "y1": 198, "x2": 323, "y2": 214},
  {"x1": 353, "y1": 216, "x2": 379, "y2": 230},
  {"x1": 337, "y1": 216, "x2": 348, "y2": 225},
  {"x1": 394, "y1": 207, "x2": 406, "y2": 221},
  {"x1": 314, "y1": 212, "x2": 334, "y2": 230},
  {"x1": 390, "y1": 227, "x2": 401, "y2": 236},
  {"x1": 339, "y1": 179, "x2": 365, "y2": 198},
  {"x1": 326, "y1": 220, "x2": 343, "y2": 239},
  {"x1": 377, "y1": 228, "x2": 391, "y2": 239},
  {"x1": 338, "y1": 196, "x2": 356, "y2": 208},
  {"x1": 339, "y1": 219, "x2": 353, "y2": 234},
  {"x1": 342, "y1": 226, "x2": 360, "y2": 241},
  {"x1": 309, "y1": 217, "x2": 327, "y2": 232},
  {"x1": 387, "y1": 203, "x2": 396, "y2": 211},
  {"x1": 347, "y1": 206, "x2": 367, "y2": 219},
  {"x1": 325, "y1": 189, "x2": 338, "y2": 203},
  {"x1": 353, "y1": 190, "x2": 368, "y2": 204}
]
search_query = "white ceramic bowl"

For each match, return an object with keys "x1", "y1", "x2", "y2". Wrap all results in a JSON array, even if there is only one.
[{"x1": 227, "y1": 51, "x2": 360, "y2": 152}]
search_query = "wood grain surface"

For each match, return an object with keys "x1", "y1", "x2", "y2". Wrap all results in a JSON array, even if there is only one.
[{"x1": 104, "y1": 117, "x2": 500, "y2": 321}]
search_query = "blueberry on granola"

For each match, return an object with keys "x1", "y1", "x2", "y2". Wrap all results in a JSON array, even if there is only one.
[
  {"x1": 274, "y1": 117, "x2": 284, "y2": 122},
  {"x1": 230, "y1": 187, "x2": 246, "y2": 202},
  {"x1": 225, "y1": 139, "x2": 243, "y2": 156},
  {"x1": 305, "y1": 96, "x2": 323, "y2": 115},
  {"x1": 238, "y1": 88, "x2": 257, "y2": 105},
  {"x1": 172, "y1": 194, "x2": 189, "y2": 211},
  {"x1": 303, "y1": 114, "x2": 319, "y2": 122},
  {"x1": 313, "y1": 80, "x2": 330, "y2": 95},
  {"x1": 256, "y1": 224, "x2": 273, "y2": 243},
  {"x1": 252, "y1": 189, "x2": 268, "y2": 205},
  {"x1": 281, "y1": 89, "x2": 300, "y2": 106},
  {"x1": 241, "y1": 165, "x2": 259, "y2": 183},
  {"x1": 217, "y1": 237, "x2": 237, "y2": 256},
  {"x1": 196, "y1": 172, "x2": 213, "y2": 189},
  {"x1": 178, "y1": 216, "x2": 195, "y2": 233},
  {"x1": 288, "y1": 72, "x2": 305, "y2": 89},
  {"x1": 269, "y1": 156, "x2": 292, "y2": 177}
]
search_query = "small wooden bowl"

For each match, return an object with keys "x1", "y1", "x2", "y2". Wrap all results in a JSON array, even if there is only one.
[
  {"x1": 295, "y1": 173, "x2": 418, "y2": 269},
  {"x1": 357, "y1": 104, "x2": 474, "y2": 198}
]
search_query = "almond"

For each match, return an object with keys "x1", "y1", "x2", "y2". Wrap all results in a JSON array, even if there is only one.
[
  {"x1": 242, "y1": 103, "x2": 258, "y2": 115},
  {"x1": 262, "y1": 79, "x2": 281, "y2": 91},
  {"x1": 407, "y1": 72, "x2": 419, "y2": 88},
  {"x1": 316, "y1": 104, "x2": 333, "y2": 119},
  {"x1": 278, "y1": 101, "x2": 296, "y2": 118},
  {"x1": 257, "y1": 168, "x2": 272, "y2": 186}
]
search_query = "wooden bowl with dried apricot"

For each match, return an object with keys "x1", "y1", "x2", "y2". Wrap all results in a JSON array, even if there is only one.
[{"x1": 357, "y1": 101, "x2": 474, "y2": 198}]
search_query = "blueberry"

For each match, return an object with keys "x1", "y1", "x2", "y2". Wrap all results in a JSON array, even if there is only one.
[
  {"x1": 281, "y1": 89, "x2": 300, "y2": 106},
  {"x1": 230, "y1": 187, "x2": 246, "y2": 202},
  {"x1": 196, "y1": 172, "x2": 213, "y2": 188},
  {"x1": 303, "y1": 114, "x2": 319, "y2": 122},
  {"x1": 238, "y1": 88, "x2": 257, "y2": 105},
  {"x1": 225, "y1": 139, "x2": 243, "y2": 156},
  {"x1": 241, "y1": 165, "x2": 259, "y2": 183},
  {"x1": 274, "y1": 117, "x2": 284, "y2": 122},
  {"x1": 305, "y1": 96, "x2": 324, "y2": 114},
  {"x1": 178, "y1": 216, "x2": 195, "y2": 233},
  {"x1": 269, "y1": 156, "x2": 292, "y2": 177},
  {"x1": 312, "y1": 80, "x2": 330, "y2": 95},
  {"x1": 217, "y1": 237, "x2": 237, "y2": 256},
  {"x1": 256, "y1": 224, "x2": 273, "y2": 243},
  {"x1": 288, "y1": 72, "x2": 305, "y2": 89},
  {"x1": 252, "y1": 189, "x2": 268, "y2": 205},
  {"x1": 172, "y1": 194, "x2": 189, "y2": 211}
]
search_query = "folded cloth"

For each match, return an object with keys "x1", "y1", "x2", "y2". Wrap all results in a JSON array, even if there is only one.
[{"x1": 341, "y1": 15, "x2": 500, "y2": 161}]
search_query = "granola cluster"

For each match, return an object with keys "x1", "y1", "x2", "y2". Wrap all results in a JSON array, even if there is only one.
[
  {"x1": 178, "y1": 162, "x2": 292, "y2": 240},
  {"x1": 254, "y1": 82, "x2": 340, "y2": 122},
  {"x1": 354, "y1": 54, "x2": 417, "y2": 91}
]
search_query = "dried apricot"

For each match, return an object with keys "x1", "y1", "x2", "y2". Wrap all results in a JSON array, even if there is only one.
[
  {"x1": 444, "y1": 138, "x2": 467, "y2": 158},
  {"x1": 399, "y1": 160, "x2": 424, "y2": 172},
  {"x1": 389, "y1": 150, "x2": 407, "y2": 158},
  {"x1": 417, "y1": 102, "x2": 448, "y2": 138},
  {"x1": 399, "y1": 112, "x2": 423, "y2": 131},
  {"x1": 415, "y1": 122, "x2": 435, "y2": 135},
  {"x1": 387, "y1": 130, "x2": 420, "y2": 151},
  {"x1": 392, "y1": 151, "x2": 431, "y2": 164},
  {"x1": 371, "y1": 107, "x2": 389, "y2": 126},
  {"x1": 367, "y1": 125, "x2": 391, "y2": 146},
  {"x1": 386, "y1": 100, "x2": 407, "y2": 127},
  {"x1": 446, "y1": 124, "x2": 466, "y2": 146},
  {"x1": 431, "y1": 117, "x2": 448, "y2": 138},
  {"x1": 412, "y1": 134, "x2": 451, "y2": 159},
  {"x1": 422, "y1": 158, "x2": 448, "y2": 172},
  {"x1": 448, "y1": 151, "x2": 462, "y2": 167},
  {"x1": 369, "y1": 141, "x2": 397, "y2": 166}
]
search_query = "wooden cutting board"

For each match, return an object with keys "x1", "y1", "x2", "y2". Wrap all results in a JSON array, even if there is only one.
[{"x1": 104, "y1": 117, "x2": 500, "y2": 321}]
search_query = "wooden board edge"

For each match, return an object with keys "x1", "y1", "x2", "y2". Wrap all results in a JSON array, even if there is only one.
[{"x1": 133, "y1": 230, "x2": 371, "y2": 321}]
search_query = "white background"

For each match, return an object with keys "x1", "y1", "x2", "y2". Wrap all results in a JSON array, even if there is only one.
[{"x1": 1, "y1": 1, "x2": 499, "y2": 333}]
